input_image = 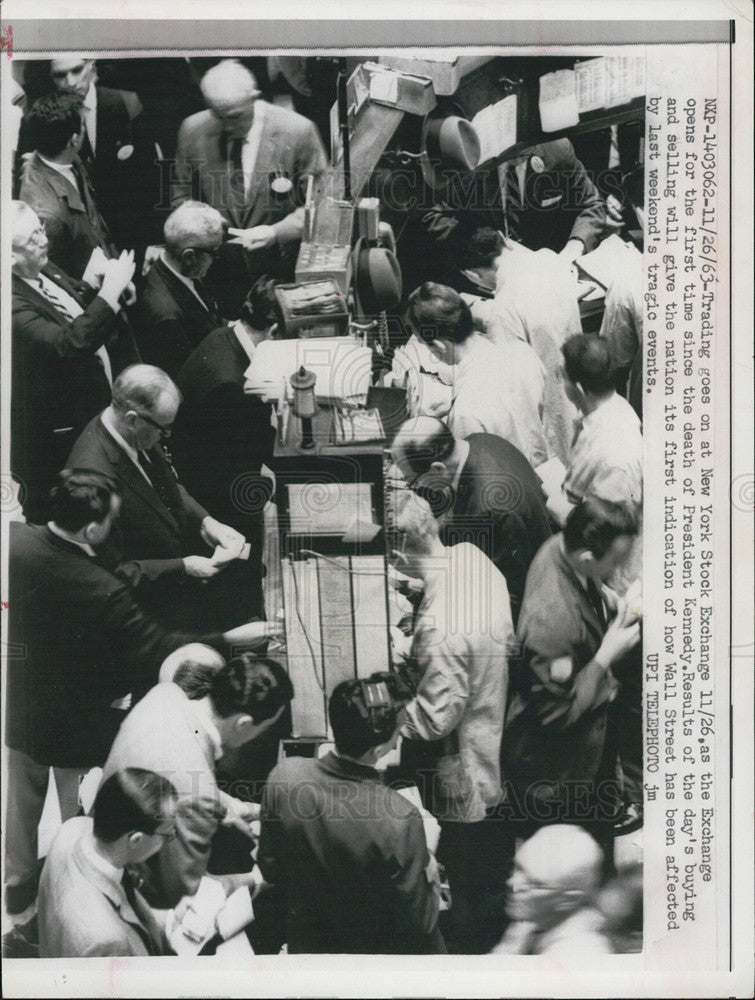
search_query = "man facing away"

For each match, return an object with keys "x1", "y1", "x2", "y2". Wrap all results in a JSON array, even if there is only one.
[{"x1": 258, "y1": 673, "x2": 445, "y2": 954}]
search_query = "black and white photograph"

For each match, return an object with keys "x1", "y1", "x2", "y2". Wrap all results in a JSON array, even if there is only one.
[{"x1": 0, "y1": 5, "x2": 751, "y2": 999}]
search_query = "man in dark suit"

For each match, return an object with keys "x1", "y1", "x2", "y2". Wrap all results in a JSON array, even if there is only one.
[
  {"x1": 501, "y1": 497, "x2": 641, "y2": 844},
  {"x1": 18, "y1": 91, "x2": 122, "y2": 281},
  {"x1": 170, "y1": 58, "x2": 327, "y2": 315},
  {"x1": 259, "y1": 674, "x2": 445, "y2": 954},
  {"x1": 172, "y1": 280, "x2": 277, "y2": 616},
  {"x1": 497, "y1": 139, "x2": 606, "y2": 261},
  {"x1": 38, "y1": 769, "x2": 177, "y2": 958},
  {"x1": 4, "y1": 470, "x2": 272, "y2": 927},
  {"x1": 10, "y1": 200, "x2": 139, "y2": 522},
  {"x1": 391, "y1": 416, "x2": 552, "y2": 625},
  {"x1": 45, "y1": 55, "x2": 162, "y2": 261},
  {"x1": 67, "y1": 363, "x2": 264, "y2": 630},
  {"x1": 135, "y1": 201, "x2": 224, "y2": 377}
]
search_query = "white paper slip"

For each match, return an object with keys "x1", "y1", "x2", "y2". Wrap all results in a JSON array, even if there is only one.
[
  {"x1": 535, "y1": 455, "x2": 567, "y2": 495},
  {"x1": 605, "y1": 56, "x2": 645, "y2": 108},
  {"x1": 369, "y1": 69, "x2": 399, "y2": 104},
  {"x1": 576, "y1": 58, "x2": 608, "y2": 113},
  {"x1": 539, "y1": 69, "x2": 580, "y2": 132},
  {"x1": 472, "y1": 93, "x2": 517, "y2": 163},
  {"x1": 577, "y1": 233, "x2": 639, "y2": 289}
]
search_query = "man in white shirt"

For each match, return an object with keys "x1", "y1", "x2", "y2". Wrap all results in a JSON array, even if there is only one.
[
  {"x1": 171, "y1": 59, "x2": 328, "y2": 315},
  {"x1": 391, "y1": 489, "x2": 514, "y2": 953},
  {"x1": 544, "y1": 333, "x2": 643, "y2": 532},
  {"x1": 401, "y1": 282, "x2": 550, "y2": 469}
]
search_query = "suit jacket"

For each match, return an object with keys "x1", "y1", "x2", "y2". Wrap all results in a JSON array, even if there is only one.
[
  {"x1": 173, "y1": 325, "x2": 275, "y2": 529},
  {"x1": 444, "y1": 433, "x2": 552, "y2": 626},
  {"x1": 135, "y1": 257, "x2": 221, "y2": 377},
  {"x1": 4, "y1": 523, "x2": 200, "y2": 768},
  {"x1": 66, "y1": 413, "x2": 208, "y2": 590},
  {"x1": 11, "y1": 265, "x2": 140, "y2": 523},
  {"x1": 172, "y1": 101, "x2": 327, "y2": 239},
  {"x1": 171, "y1": 102, "x2": 327, "y2": 313},
  {"x1": 100, "y1": 683, "x2": 227, "y2": 908},
  {"x1": 259, "y1": 752, "x2": 443, "y2": 954},
  {"x1": 18, "y1": 151, "x2": 116, "y2": 279},
  {"x1": 502, "y1": 535, "x2": 618, "y2": 809},
  {"x1": 81, "y1": 86, "x2": 163, "y2": 252},
  {"x1": 39, "y1": 816, "x2": 165, "y2": 957},
  {"x1": 505, "y1": 139, "x2": 607, "y2": 255}
]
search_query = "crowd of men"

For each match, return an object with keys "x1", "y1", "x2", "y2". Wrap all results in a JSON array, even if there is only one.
[{"x1": 5, "y1": 55, "x2": 644, "y2": 958}]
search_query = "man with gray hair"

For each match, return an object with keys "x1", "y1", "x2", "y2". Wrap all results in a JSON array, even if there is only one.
[
  {"x1": 171, "y1": 58, "x2": 327, "y2": 314},
  {"x1": 67, "y1": 363, "x2": 264, "y2": 630},
  {"x1": 136, "y1": 201, "x2": 224, "y2": 376}
]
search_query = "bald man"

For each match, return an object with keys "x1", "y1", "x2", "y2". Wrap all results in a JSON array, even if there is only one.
[
  {"x1": 171, "y1": 58, "x2": 327, "y2": 314},
  {"x1": 491, "y1": 824, "x2": 611, "y2": 955},
  {"x1": 391, "y1": 416, "x2": 551, "y2": 625}
]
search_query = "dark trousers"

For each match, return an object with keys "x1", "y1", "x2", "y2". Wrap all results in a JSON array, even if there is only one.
[{"x1": 436, "y1": 815, "x2": 515, "y2": 954}]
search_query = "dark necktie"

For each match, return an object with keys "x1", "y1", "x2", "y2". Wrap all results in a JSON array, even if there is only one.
[
  {"x1": 79, "y1": 124, "x2": 95, "y2": 168},
  {"x1": 504, "y1": 162, "x2": 522, "y2": 243},
  {"x1": 193, "y1": 277, "x2": 220, "y2": 323},
  {"x1": 121, "y1": 870, "x2": 159, "y2": 956},
  {"x1": 72, "y1": 159, "x2": 111, "y2": 246},
  {"x1": 225, "y1": 135, "x2": 246, "y2": 213},
  {"x1": 586, "y1": 578, "x2": 607, "y2": 631},
  {"x1": 138, "y1": 448, "x2": 178, "y2": 518}
]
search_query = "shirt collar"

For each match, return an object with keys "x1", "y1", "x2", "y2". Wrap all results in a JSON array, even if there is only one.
[
  {"x1": 231, "y1": 320, "x2": 258, "y2": 364},
  {"x1": 187, "y1": 697, "x2": 224, "y2": 761},
  {"x1": 581, "y1": 391, "x2": 619, "y2": 430},
  {"x1": 83, "y1": 82, "x2": 97, "y2": 112},
  {"x1": 243, "y1": 99, "x2": 266, "y2": 142},
  {"x1": 47, "y1": 521, "x2": 96, "y2": 558},
  {"x1": 80, "y1": 829, "x2": 124, "y2": 882},
  {"x1": 37, "y1": 152, "x2": 78, "y2": 181},
  {"x1": 159, "y1": 249, "x2": 197, "y2": 292},
  {"x1": 101, "y1": 405, "x2": 144, "y2": 469}
]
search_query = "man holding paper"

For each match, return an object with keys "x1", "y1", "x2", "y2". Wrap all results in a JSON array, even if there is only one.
[{"x1": 67, "y1": 363, "x2": 263, "y2": 631}]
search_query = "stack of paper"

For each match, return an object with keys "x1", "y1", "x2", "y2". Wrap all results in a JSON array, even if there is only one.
[
  {"x1": 539, "y1": 69, "x2": 580, "y2": 132},
  {"x1": 244, "y1": 337, "x2": 372, "y2": 403},
  {"x1": 576, "y1": 56, "x2": 645, "y2": 113},
  {"x1": 471, "y1": 93, "x2": 517, "y2": 164}
]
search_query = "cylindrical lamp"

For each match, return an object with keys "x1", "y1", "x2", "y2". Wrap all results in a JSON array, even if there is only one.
[{"x1": 290, "y1": 365, "x2": 317, "y2": 450}]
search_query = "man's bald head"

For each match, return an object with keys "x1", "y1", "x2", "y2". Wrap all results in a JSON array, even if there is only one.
[
  {"x1": 518, "y1": 824, "x2": 603, "y2": 891},
  {"x1": 391, "y1": 416, "x2": 456, "y2": 481}
]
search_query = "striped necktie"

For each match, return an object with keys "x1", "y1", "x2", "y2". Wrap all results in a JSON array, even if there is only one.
[
  {"x1": 504, "y1": 162, "x2": 522, "y2": 243},
  {"x1": 37, "y1": 277, "x2": 74, "y2": 321}
]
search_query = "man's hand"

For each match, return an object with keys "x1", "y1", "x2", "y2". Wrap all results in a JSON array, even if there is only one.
[
  {"x1": 559, "y1": 237, "x2": 586, "y2": 263},
  {"x1": 82, "y1": 246, "x2": 109, "y2": 289},
  {"x1": 605, "y1": 193, "x2": 624, "y2": 229},
  {"x1": 99, "y1": 250, "x2": 136, "y2": 310},
  {"x1": 201, "y1": 516, "x2": 246, "y2": 553},
  {"x1": 142, "y1": 244, "x2": 163, "y2": 276},
  {"x1": 222, "y1": 619, "x2": 280, "y2": 648},
  {"x1": 183, "y1": 555, "x2": 222, "y2": 579},
  {"x1": 595, "y1": 608, "x2": 641, "y2": 668},
  {"x1": 227, "y1": 226, "x2": 277, "y2": 252}
]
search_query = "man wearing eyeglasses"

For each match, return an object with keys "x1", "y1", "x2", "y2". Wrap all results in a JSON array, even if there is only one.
[
  {"x1": 10, "y1": 200, "x2": 139, "y2": 523},
  {"x1": 135, "y1": 201, "x2": 224, "y2": 377},
  {"x1": 67, "y1": 363, "x2": 262, "y2": 632},
  {"x1": 38, "y1": 768, "x2": 179, "y2": 958}
]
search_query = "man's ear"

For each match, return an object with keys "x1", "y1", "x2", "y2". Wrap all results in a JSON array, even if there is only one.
[
  {"x1": 127, "y1": 831, "x2": 144, "y2": 851},
  {"x1": 429, "y1": 461, "x2": 447, "y2": 476},
  {"x1": 234, "y1": 714, "x2": 254, "y2": 736}
]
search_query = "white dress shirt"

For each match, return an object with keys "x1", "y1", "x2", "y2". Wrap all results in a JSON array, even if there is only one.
[
  {"x1": 159, "y1": 249, "x2": 213, "y2": 313},
  {"x1": 447, "y1": 332, "x2": 549, "y2": 469},
  {"x1": 240, "y1": 100, "x2": 267, "y2": 199},
  {"x1": 21, "y1": 270, "x2": 113, "y2": 385},
  {"x1": 82, "y1": 82, "x2": 97, "y2": 153}
]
